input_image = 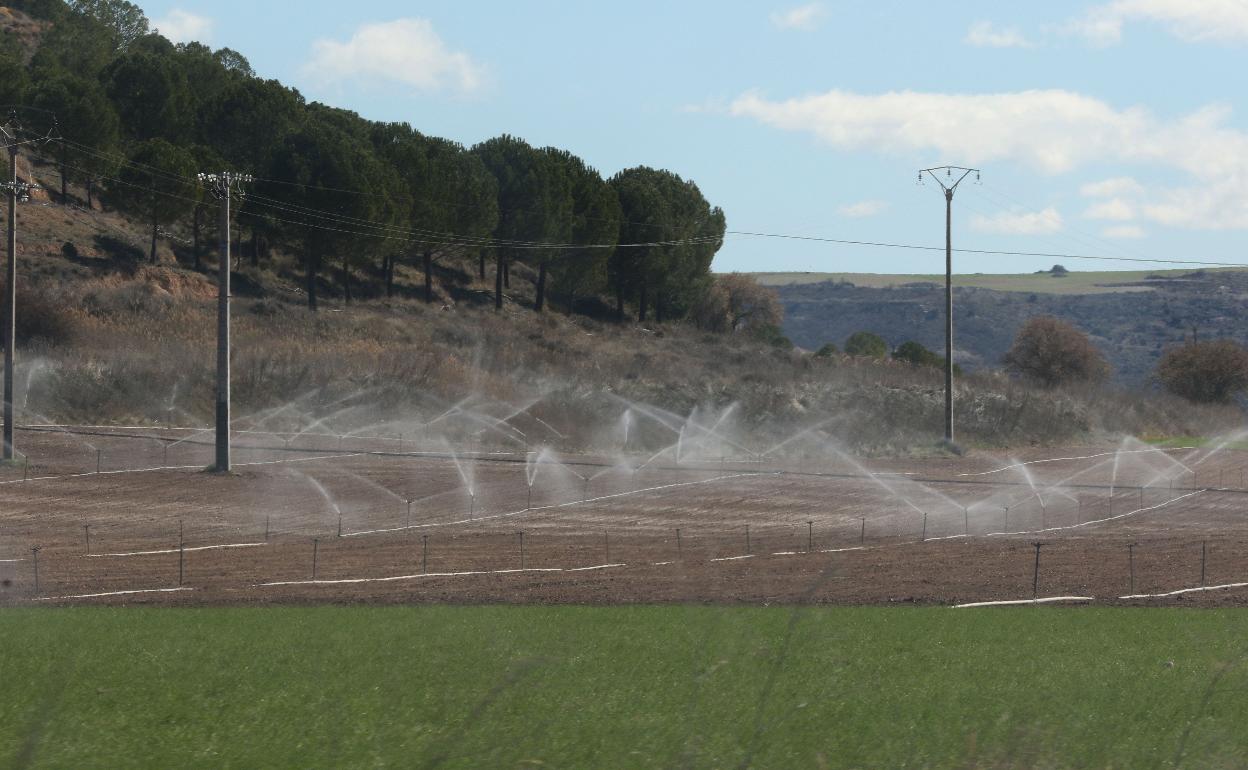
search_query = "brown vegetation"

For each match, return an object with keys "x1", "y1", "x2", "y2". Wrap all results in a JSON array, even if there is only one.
[
  {"x1": 1004, "y1": 316, "x2": 1110, "y2": 387},
  {"x1": 1156, "y1": 340, "x2": 1248, "y2": 404}
]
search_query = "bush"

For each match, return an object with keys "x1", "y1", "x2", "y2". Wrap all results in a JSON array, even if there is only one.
[
  {"x1": 814, "y1": 343, "x2": 839, "y2": 358},
  {"x1": 750, "y1": 323, "x2": 792, "y2": 349},
  {"x1": 1003, "y1": 316, "x2": 1109, "y2": 387},
  {"x1": 1155, "y1": 340, "x2": 1248, "y2": 403},
  {"x1": 845, "y1": 331, "x2": 887, "y2": 358},
  {"x1": 892, "y1": 340, "x2": 941, "y2": 367}
]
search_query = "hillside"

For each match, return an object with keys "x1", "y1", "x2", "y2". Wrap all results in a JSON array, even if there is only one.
[{"x1": 766, "y1": 270, "x2": 1248, "y2": 385}]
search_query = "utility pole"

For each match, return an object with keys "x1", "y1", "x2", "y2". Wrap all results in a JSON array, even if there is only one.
[
  {"x1": 197, "y1": 172, "x2": 252, "y2": 472},
  {"x1": 918, "y1": 165, "x2": 980, "y2": 447},
  {"x1": 1, "y1": 121, "x2": 39, "y2": 462}
]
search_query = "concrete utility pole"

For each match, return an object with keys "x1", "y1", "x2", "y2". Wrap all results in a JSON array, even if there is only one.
[
  {"x1": 1, "y1": 124, "x2": 38, "y2": 462},
  {"x1": 918, "y1": 165, "x2": 980, "y2": 447},
  {"x1": 197, "y1": 172, "x2": 252, "y2": 472}
]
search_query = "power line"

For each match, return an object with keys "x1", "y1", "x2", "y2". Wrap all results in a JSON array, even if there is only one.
[{"x1": 23, "y1": 129, "x2": 1248, "y2": 269}]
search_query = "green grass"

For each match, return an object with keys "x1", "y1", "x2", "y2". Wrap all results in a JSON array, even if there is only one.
[
  {"x1": 751, "y1": 267, "x2": 1248, "y2": 295},
  {"x1": 4, "y1": 606, "x2": 1248, "y2": 768}
]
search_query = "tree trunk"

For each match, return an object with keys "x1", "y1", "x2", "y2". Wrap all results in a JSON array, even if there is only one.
[
  {"x1": 495, "y1": 253, "x2": 504, "y2": 310},
  {"x1": 656, "y1": 293, "x2": 665, "y2": 324},
  {"x1": 192, "y1": 207, "x2": 201, "y2": 271},
  {"x1": 86, "y1": 179, "x2": 94, "y2": 208},
  {"x1": 478, "y1": 251, "x2": 486, "y2": 280},
  {"x1": 638, "y1": 281, "x2": 648, "y2": 322},
  {"x1": 615, "y1": 283, "x2": 625, "y2": 322},
  {"x1": 384, "y1": 254, "x2": 395, "y2": 298},
  {"x1": 341, "y1": 252, "x2": 351, "y2": 304},
  {"x1": 423, "y1": 249, "x2": 433, "y2": 304},
  {"x1": 149, "y1": 216, "x2": 158, "y2": 264},
  {"x1": 535, "y1": 262, "x2": 547, "y2": 312},
  {"x1": 306, "y1": 249, "x2": 319, "y2": 311},
  {"x1": 503, "y1": 259, "x2": 510, "y2": 289}
]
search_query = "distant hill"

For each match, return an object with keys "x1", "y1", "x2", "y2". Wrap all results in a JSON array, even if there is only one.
[{"x1": 763, "y1": 269, "x2": 1248, "y2": 385}]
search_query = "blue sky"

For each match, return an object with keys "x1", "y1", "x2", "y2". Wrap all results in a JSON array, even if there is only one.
[{"x1": 135, "y1": 0, "x2": 1248, "y2": 274}]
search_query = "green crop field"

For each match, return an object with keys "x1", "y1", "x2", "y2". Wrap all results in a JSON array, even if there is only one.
[
  {"x1": 751, "y1": 267, "x2": 1248, "y2": 295},
  {"x1": 3, "y1": 606, "x2": 1247, "y2": 768}
]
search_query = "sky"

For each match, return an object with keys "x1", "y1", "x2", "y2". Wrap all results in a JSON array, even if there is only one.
[{"x1": 133, "y1": 0, "x2": 1248, "y2": 275}]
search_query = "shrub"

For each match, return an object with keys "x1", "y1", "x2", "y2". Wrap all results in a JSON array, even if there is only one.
[
  {"x1": 693, "y1": 273, "x2": 784, "y2": 334},
  {"x1": 1003, "y1": 316, "x2": 1110, "y2": 387},
  {"x1": 750, "y1": 323, "x2": 792, "y2": 349},
  {"x1": 814, "y1": 343, "x2": 839, "y2": 358},
  {"x1": 1155, "y1": 340, "x2": 1248, "y2": 403},
  {"x1": 845, "y1": 331, "x2": 887, "y2": 358},
  {"x1": 892, "y1": 340, "x2": 941, "y2": 368}
]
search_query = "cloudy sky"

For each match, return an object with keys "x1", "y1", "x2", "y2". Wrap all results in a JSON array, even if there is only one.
[{"x1": 137, "y1": 0, "x2": 1248, "y2": 274}]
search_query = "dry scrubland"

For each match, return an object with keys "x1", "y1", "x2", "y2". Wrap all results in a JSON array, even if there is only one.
[{"x1": 7, "y1": 179, "x2": 1237, "y2": 455}]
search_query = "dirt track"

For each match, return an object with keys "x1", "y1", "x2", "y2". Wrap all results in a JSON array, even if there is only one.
[{"x1": 3, "y1": 427, "x2": 1248, "y2": 607}]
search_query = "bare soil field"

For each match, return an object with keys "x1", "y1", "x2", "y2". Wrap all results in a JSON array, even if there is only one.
[{"x1": 3, "y1": 426, "x2": 1248, "y2": 608}]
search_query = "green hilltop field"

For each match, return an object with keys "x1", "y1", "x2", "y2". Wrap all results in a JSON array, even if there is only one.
[{"x1": 752, "y1": 266, "x2": 1248, "y2": 296}]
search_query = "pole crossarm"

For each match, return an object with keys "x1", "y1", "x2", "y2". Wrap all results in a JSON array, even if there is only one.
[
  {"x1": 197, "y1": 172, "x2": 253, "y2": 201},
  {"x1": 919, "y1": 166, "x2": 980, "y2": 194}
]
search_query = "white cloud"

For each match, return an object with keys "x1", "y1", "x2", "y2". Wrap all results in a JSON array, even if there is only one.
[
  {"x1": 1102, "y1": 224, "x2": 1147, "y2": 239},
  {"x1": 964, "y1": 21, "x2": 1036, "y2": 48},
  {"x1": 1084, "y1": 198, "x2": 1136, "y2": 221},
  {"x1": 1071, "y1": 0, "x2": 1248, "y2": 45},
  {"x1": 303, "y1": 19, "x2": 485, "y2": 94},
  {"x1": 838, "y1": 200, "x2": 888, "y2": 218},
  {"x1": 770, "y1": 3, "x2": 826, "y2": 30},
  {"x1": 152, "y1": 9, "x2": 214, "y2": 43},
  {"x1": 1080, "y1": 176, "x2": 1144, "y2": 197},
  {"x1": 971, "y1": 208, "x2": 1064, "y2": 235},
  {"x1": 728, "y1": 88, "x2": 1248, "y2": 229}
]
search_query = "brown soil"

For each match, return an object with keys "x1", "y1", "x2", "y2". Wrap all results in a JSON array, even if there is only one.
[{"x1": 3, "y1": 427, "x2": 1247, "y2": 608}]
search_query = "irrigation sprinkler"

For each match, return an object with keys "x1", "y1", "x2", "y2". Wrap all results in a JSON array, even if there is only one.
[
  {"x1": 1032, "y1": 542, "x2": 1043, "y2": 599},
  {"x1": 1201, "y1": 541, "x2": 1208, "y2": 586},
  {"x1": 96, "y1": 448, "x2": 101, "y2": 474},
  {"x1": 1128, "y1": 542, "x2": 1136, "y2": 594},
  {"x1": 337, "y1": 434, "x2": 343, "y2": 451},
  {"x1": 921, "y1": 512, "x2": 928, "y2": 542},
  {"x1": 1219, "y1": 469, "x2": 1225, "y2": 488},
  {"x1": 264, "y1": 514, "x2": 270, "y2": 543},
  {"x1": 1003, "y1": 505, "x2": 1009, "y2": 532},
  {"x1": 1139, "y1": 487, "x2": 1144, "y2": 509},
  {"x1": 583, "y1": 476, "x2": 590, "y2": 502},
  {"x1": 312, "y1": 538, "x2": 319, "y2": 579},
  {"x1": 745, "y1": 525, "x2": 751, "y2": 554},
  {"x1": 860, "y1": 516, "x2": 866, "y2": 545},
  {"x1": 421, "y1": 535, "x2": 428, "y2": 574},
  {"x1": 807, "y1": 521, "x2": 813, "y2": 553},
  {"x1": 676, "y1": 528, "x2": 682, "y2": 559},
  {"x1": 83, "y1": 524, "x2": 90, "y2": 555},
  {"x1": 406, "y1": 499, "x2": 413, "y2": 528},
  {"x1": 337, "y1": 514, "x2": 343, "y2": 538},
  {"x1": 963, "y1": 506, "x2": 969, "y2": 536},
  {"x1": 398, "y1": 433, "x2": 403, "y2": 454},
  {"x1": 518, "y1": 531, "x2": 525, "y2": 570},
  {"x1": 469, "y1": 492, "x2": 476, "y2": 519},
  {"x1": 30, "y1": 546, "x2": 41, "y2": 593},
  {"x1": 604, "y1": 532, "x2": 610, "y2": 563},
  {"x1": 526, "y1": 483, "x2": 532, "y2": 511},
  {"x1": 178, "y1": 540, "x2": 185, "y2": 586},
  {"x1": 1078, "y1": 497, "x2": 1083, "y2": 523},
  {"x1": 163, "y1": 442, "x2": 169, "y2": 467},
  {"x1": 22, "y1": 455, "x2": 27, "y2": 480}
]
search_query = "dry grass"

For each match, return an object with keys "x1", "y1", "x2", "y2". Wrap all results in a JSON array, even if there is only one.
[{"x1": 5, "y1": 177, "x2": 1235, "y2": 454}]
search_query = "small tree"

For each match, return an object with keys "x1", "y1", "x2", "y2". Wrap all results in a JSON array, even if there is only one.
[
  {"x1": 719, "y1": 273, "x2": 783, "y2": 331},
  {"x1": 102, "y1": 138, "x2": 197, "y2": 263},
  {"x1": 845, "y1": 331, "x2": 887, "y2": 358},
  {"x1": 893, "y1": 340, "x2": 941, "y2": 367},
  {"x1": 814, "y1": 343, "x2": 839, "y2": 358},
  {"x1": 1003, "y1": 316, "x2": 1110, "y2": 387},
  {"x1": 1156, "y1": 340, "x2": 1248, "y2": 403}
]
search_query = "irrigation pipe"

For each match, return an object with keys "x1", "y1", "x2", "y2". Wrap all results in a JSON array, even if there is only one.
[
  {"x1": 958, "y1": 448, "x2": 1191, "y2": 477},
  {"x1": 32, "y1": 586, "x2": 193, "y2": 602},
  {"x1": 258, "y1": 563, "x2": 626, "y2": 588},
  {"x1": 953, "y1": 596, "x2": 1095, "y2": 608},
  {"x1": 1119, "y1": 581, "x2": 1248, "y2": 600},
  {"x1": 87, "y1": 542, "x2": 266, "y2": 559}
]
